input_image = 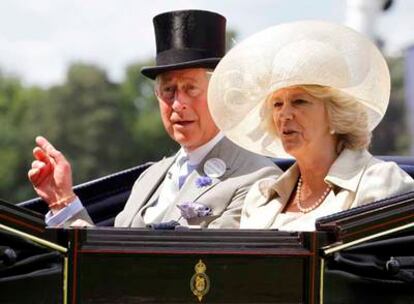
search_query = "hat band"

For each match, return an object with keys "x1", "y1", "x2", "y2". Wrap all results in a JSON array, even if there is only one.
[{"x1": 156, "y1": 49, "x2": 220, "y2": 66}]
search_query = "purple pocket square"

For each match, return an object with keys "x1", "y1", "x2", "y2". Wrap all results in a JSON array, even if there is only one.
[{"x1": 177, "y1": 202, "x2": 212, "y2": 219}]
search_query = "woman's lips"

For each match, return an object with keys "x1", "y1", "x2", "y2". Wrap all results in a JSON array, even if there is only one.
[
  {"x1": 282, "y1": 129, "x2": 298, "y2": 135},
  {"x1": 281, "y1": 129, "x2": 300, "y2": 139}
]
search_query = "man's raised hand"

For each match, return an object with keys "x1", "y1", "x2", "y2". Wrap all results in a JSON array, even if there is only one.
[{"x1": 28, "y1": 136, "x2": 76, "y2": 214}]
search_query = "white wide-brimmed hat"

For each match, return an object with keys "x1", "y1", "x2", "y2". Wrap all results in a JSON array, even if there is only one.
[{"x1": 208, "y1": 20, "x2": 390, "y2": 158}]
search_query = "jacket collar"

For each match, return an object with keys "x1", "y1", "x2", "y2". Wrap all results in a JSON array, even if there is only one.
[
  {"x1": 259, "y1": 148, "x2": 373, "y2": 202},
  {"x1": 325, "y1": 149, "x2": 373, "y2": 192},
  {"x1": 242, "y1": 149, "x2": 373, "y2": 230}
]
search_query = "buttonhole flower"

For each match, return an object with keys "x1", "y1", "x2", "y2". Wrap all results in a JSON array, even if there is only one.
[{"x1": 195, "y1": 176, "x2": 212, "y2": 188}]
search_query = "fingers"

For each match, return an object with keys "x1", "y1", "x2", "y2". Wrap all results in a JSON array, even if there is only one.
[
  {"x1": 28, "y1": 167, "x2": 41, "y2": 184},
  {"x1": 33, "y1": 147, "x2": 49, "y2": 162},
  {"x1": 32, "y1": 148, "x2": 53, "y2": 171},
  {"x1": 36, "y1": 136, "x2": 57, "y2": 157},
  {"x1": 31, "y1": 160, "x2": 45, "y2": 169},
  {"x1": 35, "y1": 136, "x2": 65, "y2": 162},
  {"x1": 28, "y1": 159, "x2": 53, "y2": 187},
  {"x1": 28, "y1": 164, "x2": 48, "y2": 186},
  {"x1": 29, "y1": 136, "x2": 72, "y2": 188}
]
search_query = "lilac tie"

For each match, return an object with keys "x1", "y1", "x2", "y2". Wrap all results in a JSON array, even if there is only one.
[{"x1": 178, "y1": 157, "x2": 196, "y2": 189}]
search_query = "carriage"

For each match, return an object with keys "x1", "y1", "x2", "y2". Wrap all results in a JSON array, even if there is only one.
[{"x1": 1, "y1": 157, "x2": 414, "y2": 303}]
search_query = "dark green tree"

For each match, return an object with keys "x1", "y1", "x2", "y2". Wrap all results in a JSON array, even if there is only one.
[
  {"x1": 371, "y1": 57, "x2": 410, "y2": 155},
  {"x1": 44, "y1": 63, "x2": 137, "y2": 184},
  {"x1": 0, "y1": 72, "x2": 51, "y2": 201}
]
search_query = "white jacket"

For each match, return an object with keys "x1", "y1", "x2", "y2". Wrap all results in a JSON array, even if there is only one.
[{"x1": 241, "y1": 149, "x2": 414, "y2": 231}]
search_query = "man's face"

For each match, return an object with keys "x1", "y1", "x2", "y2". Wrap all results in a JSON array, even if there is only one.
[{"x1": 155, "y1": 68, "x2": 219, "y2": 151}]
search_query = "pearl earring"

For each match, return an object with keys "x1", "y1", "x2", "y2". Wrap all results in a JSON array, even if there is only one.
[{"x1": 329, "y1": 129, "x2": 335, "y2": 135}]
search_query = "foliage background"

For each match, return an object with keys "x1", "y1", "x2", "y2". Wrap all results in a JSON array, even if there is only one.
[{"x1": 0, "y1": 55, "x2": 410, "y2": 203}]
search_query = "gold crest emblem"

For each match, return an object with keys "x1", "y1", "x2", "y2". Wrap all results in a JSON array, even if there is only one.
[{"x1": 190, "y1": 259, "x2": 210, "y2": 302}]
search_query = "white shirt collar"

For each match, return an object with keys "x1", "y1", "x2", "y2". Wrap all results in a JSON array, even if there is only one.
[{"x1": 179, "y1": 132, "x2": 224, "y2": 166}]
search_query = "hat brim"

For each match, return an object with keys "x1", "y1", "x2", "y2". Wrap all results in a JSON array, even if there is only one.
[
  {"x1": 141, "y1": 58, "x2": 221, "y2": 79},
  {"x1": 207, "y1": 20, "x2": 390, "y2": 158}
]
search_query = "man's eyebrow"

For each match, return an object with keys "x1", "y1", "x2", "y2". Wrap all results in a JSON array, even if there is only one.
[{"x1": 177, "y1": 76, "x2": 199, "y2": 82}]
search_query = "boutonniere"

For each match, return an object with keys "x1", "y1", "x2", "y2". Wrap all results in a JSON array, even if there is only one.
[
  {"x1": 193, "y1": 157, "x2": 227, "y2": 188},
  {"x1": 177, "y1": 202, "x2": 212, "y2": 219},
  {"x1": 195, "y1": 176, "x2": 213, "y2": 188}
]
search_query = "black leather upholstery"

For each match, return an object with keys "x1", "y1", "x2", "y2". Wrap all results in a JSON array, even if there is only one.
[{"x1": 18, "y1": 157, "x2": 414, "y2": 226}]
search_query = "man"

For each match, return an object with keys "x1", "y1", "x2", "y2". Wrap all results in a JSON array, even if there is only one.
[{"x1": 28, "y1": 9, "x2": 281, "y2": 228}]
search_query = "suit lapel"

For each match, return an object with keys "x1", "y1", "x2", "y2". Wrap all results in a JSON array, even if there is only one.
[
  {"x1": 132, "y1": 184, "x2": 164, "y2": 227},
  {"x1": 241, "y1": 164, "x2": 299, "y2": 229},
  {"x1": 124, "y1": 156, "x2": 176, "y2": 227},
  {"x1": 242, "y1": 197, "x2": 285, "y2": 228},
  {"x1": 177, "y1": 170, "x2": 221, "y2": 207},
  {"x1": 162, "y1": 138, "x2": 240, "y2": 222},
  {"x1": 140, "y1": 157, "x2": 176, "y2": 208}
]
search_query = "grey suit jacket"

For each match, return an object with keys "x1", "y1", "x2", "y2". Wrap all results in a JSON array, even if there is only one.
[{"x1": 71, "y1": 137, "x2": 282, "y2": 228}]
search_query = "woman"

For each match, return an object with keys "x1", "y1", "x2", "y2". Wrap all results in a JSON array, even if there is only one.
[{"x1": 207, "y1": 20, "x2": 414, "y2": 231}]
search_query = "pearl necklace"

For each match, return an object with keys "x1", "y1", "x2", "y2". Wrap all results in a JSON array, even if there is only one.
[{"x1": 296, "y1": 176, "x2": 332, "y2": 213}]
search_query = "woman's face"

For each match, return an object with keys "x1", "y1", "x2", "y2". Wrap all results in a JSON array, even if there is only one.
[{"x1": 270, "y1": 87, "x2": 334, "y2": 158}]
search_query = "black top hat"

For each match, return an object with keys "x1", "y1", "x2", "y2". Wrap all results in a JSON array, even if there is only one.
[{"x1": 141, "y1": 10, "x2": 226, "y2": 79}]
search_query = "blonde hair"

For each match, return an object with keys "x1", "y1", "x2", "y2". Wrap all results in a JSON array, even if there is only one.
[{"x1": 264, "y1": 85, "x2": 371, "y2": 151}]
